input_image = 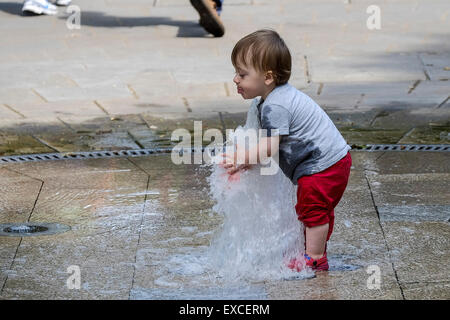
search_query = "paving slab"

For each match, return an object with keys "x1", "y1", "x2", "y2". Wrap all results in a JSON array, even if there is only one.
[
  {"x1": 402, "y1": 282, "x2": 450, "y2": 300},
  {"x1": 7, "y1": 100, "x2": 106, "y2": 119},
  {"x1": 363, "y1": 151, "x2": 450, "y2": 291},
  {"x1": 0, "y1": 158, "x2": 148, "y2": 299},
  {"x1": 0, "y1": 130, "x2": 55, "y2": 156},
  {"x1": 419, "y1": 53, "x2": 450, "y2": 81},
  {"x1": 310, "y1": 53, "x2": 427, "y2": 83},
  {"x1": 0, "y1": 167, "x2": 43, "y2": 222}
]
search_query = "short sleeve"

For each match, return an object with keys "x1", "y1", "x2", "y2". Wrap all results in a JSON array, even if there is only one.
[{"x1": 260, "y1": 104, "x2": 290, "y2": 136}]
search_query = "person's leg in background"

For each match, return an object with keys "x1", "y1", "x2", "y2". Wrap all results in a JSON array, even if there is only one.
[
  {"x1": 190, "y1": 0, "x2": 225, "y2": 37},
  {"x1": 212, "y1": 0, "x2": 223, "y2": 16}
]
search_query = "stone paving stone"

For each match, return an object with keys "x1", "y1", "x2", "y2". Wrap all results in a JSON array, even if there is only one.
[
  {"x1": 95, "y1": 97, "x2": 187, "y2": 116},
  {"x1": 187, "y1": 96, "x2": 250, "y2": 114},
  {"x1": 0, "y1": 104, "x2": 23, "y2": 121},
  {"x1": 420, "y1": 53, "x2": 450, "y2": 81},
  {"x1": 141, "y1": 111, "x2": 226, "y2": 134},
  {"x1": 380, "y1": 221, "x2": 450, "y2": 284},
  {"x1": 54, "y1": 114, "x2": 149, "y2": 150},
  {"x1": 0, "y1": 130, "x2": 54, "y2": 156},
  {"x1": 1, "y1": 229, "x2": 140, "y2": 299},
  {"x1": 2, "y1": 157, "x2": 143, "y2": 182},
  {"x1": 0, "y1": 236, "x2": 21, "y2": 298},
  {"x1": 172, "y1": 63, "x2": 235, "y2": 84},
  {"x1": 340, "y1": 128, "x2": 408, "y2": 145},
  {"x1": 0, "y1": 121, "x2": 92, "y2": 154},
  {"x1": 0, "y1": 63, "x2": 83, "y2": 90},
  {"x1": 0, "y1": 167, "x2": 43, "y2": 222},
  {"x1": 265, "y1": 271, "x2": 403, "y2": 300},
  {"x1": 370, "y1": 152, "x2": 450, "y2": 175},
  {"x1": 6, "y1": 100, "x2": 105, "y2": 120},
  {"x1": 402, "y1": 282, "x2": 450, "y2": 300},
  {"x1": 128, "y1": 158, "x2": 222, "y2": 295},
  {"x1": 130, "y1": 284, "x2": 268, "y2": 299},
  {"x1": 128, "y1": 127, "x2": 173, "y2": 148},
  {"x1": 367, "y1": 152, "x2": 450, "y2": 207},
  {"x1": 325, "y1": 107, "x2": 380, "y2": 129},
  {"x1": 140, "y1": 112, "x2": 230, "y2": 148},
  {"x1": 126, "y1": 70, "x2": 178, "y2": 99},
  {"x1": 87, "y1": 131, "x2": 142, "y2": 150},
  {"x1": 0, "y1": 88, "x2": 46, "y2": 106},
  {"x1": 176, "y1": 82, "x2": 228, "y2": 99},
  {"x1": 370, "y1": 109, "x2": 449, "y2": 132},
  {"x1": 309, "y1": 53, "x2": 427, "y2": 83},
  {"x1": 367, "y1": 173, "x2": 450, "y2": 206},
  {"x1": 378, "y1": 205, "x2": 450, "y2": 223},
  {"x1": 364, "y1": 152, "x2": 450, "y2": 285},
  {"x1": 32, "y1": 85, "x2": 133, "y2": 102},
  {"x1": 362, "y1": 82, "x2": 450, "y2": 111},
  {"x1": 398, "y1": 123, "x2": 450, "y2": 144},
  {"x1": 219, "y1": 111, "x2": 246, "y2": 131},
  {"x1": 312, "y1": 82, "x2": 412, "y2": 109}
]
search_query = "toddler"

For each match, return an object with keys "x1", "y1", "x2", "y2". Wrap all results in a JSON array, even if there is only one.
[{"x1": 221, "y1": 29, "x2": 352, "y2": 271}]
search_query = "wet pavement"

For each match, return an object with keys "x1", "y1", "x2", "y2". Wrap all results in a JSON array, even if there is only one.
[{"x1": 0, "y1": 151, "x2": 449, "y2": 300}]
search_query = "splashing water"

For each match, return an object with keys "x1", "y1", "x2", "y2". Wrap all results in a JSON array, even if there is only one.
[{"x1": 204, "y1": 104, "x2": 313, "y2": 282}]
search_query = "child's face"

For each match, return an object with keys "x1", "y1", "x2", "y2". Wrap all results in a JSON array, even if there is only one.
[{"x1": 233, "y1": 63, "x2": 272, "y2": 100}]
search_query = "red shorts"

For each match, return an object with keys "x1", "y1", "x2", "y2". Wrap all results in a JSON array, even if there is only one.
[{"x1": 295, "y1": 151, "x2": 352, "y2": 242}]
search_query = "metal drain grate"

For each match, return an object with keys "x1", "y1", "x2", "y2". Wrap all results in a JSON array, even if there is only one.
[
  {"x1": 0, "y1": 222, "x2": 71, "y2": 237},
  {"x1": 0, "y1": 144, "x2": 449, "y2": 164},
  {"x1": 351, "y1": 144, "x2": 450, "y2": 152}
]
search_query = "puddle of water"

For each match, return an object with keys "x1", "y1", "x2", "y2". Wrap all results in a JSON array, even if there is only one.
[
  {"x1": 327, "y1": 254, "x2": 362, "y2": 272},
  {"x1": 378, "y1": 205, "x2": 450, "y2": 222}
]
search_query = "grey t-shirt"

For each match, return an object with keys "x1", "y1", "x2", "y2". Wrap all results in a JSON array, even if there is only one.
[{"x1": 254, "y1": 82, "x2": 351, "y2": 185}]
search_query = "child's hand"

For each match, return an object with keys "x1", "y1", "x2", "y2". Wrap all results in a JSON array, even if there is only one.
[
  {"x1": 218, "y1": 149, "x2": 252, "y2": 176},
  {"x1": 226, "y1": 163, "x2": 252, "y2": 176}
]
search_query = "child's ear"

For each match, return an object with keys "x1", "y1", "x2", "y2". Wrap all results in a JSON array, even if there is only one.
[{"x1": 264, "y1": 71, "x2": 275, "y2": 86}]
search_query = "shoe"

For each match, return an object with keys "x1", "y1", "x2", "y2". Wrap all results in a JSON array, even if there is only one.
[
  {"x1": 22, "y1": 0, "x2": 57, "y2": 15},
  {"x1": 287, "y1": 252, "x2": 329, "y2": 272},
  {"x1": 55, "y1": 0, "x2": 72, "y2": 6},
  {"x1": 190, "y1": 0, "x2": 225, "y2": 37}
]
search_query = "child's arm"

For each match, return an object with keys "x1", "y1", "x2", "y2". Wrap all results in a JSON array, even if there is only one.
[{"x1": 222, "y1": 135, "x2": 280, "y2": 175}]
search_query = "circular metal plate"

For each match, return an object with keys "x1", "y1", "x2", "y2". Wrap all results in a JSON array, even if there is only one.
[{"x1": 0, "y1": 222, "x2": 71, "y2": 237}]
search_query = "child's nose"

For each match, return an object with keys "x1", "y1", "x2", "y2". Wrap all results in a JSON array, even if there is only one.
[{"x1": 233, "y1": 74, "x2": 239, "y2": 84}]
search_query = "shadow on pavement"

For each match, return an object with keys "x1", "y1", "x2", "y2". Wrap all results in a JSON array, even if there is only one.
[
  {"x1": 0, "y1": 2, "x2": 214, "y2": 38},
  {"x1": 62, "y1": 11, "x2": 211, "y2": 38},
  {"x1": 0, "y1": 1, "x2": 24, "y2": 16}
]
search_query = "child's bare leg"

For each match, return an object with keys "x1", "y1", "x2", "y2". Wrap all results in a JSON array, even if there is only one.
[{"x1": 305, "y1": 223, "x2": 329, "y2": 259}]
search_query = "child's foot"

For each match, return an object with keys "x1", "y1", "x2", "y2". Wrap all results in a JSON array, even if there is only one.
[{"x1": 287, "y1": 252, "x2": 329, "y2": 272}]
